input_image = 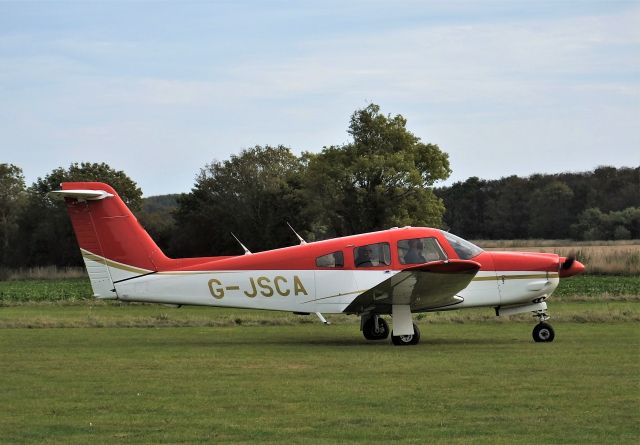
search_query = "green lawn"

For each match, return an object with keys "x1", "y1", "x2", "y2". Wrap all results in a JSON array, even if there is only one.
[
  {"x1": 1, "y1": 274, "x2": 638, "y2": 443},
  {"x1": 1, "y1": 322, "x2": 638, "y2": 444}
]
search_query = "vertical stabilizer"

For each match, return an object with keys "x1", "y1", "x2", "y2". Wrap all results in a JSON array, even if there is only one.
[{"x1": 51, "y1": 182, "x2": 170, "y2": 298}]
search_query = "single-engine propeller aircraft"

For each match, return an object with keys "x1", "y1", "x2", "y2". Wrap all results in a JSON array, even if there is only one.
[{"x1": 52, "y1": 182, "x2": 585, "y2": 346}]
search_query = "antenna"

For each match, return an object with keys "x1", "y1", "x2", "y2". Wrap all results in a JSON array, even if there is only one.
[
  {"x1": 287, "y1": 222, "x2": 307, "y2": 245},
  {"x1": 230, "y1": 232, "x2": 252, "y2": 255}
]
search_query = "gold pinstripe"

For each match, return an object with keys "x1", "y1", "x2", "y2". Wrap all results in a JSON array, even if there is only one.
[{"x1": 81, "y1": 249, "x2": 152, "y2": 274}]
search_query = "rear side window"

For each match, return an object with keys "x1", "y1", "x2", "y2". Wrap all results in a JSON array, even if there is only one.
[
  {"x1": 398, "y1": 237, "x2": 447, "y2": 264},
  {"x1": 316, "y1": 251, "x2": 344, "y2": 268},
  {"x1": 354, "y1": 243, "x2": 391, "y2": 268}
]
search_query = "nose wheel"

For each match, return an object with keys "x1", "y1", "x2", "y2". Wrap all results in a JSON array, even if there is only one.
[
  {"x1": 531, "y1": 307, "x2": 555, "y2": 342},
  {"x1": 532, "y1": 322, "x2": 555, "y2": 342}
]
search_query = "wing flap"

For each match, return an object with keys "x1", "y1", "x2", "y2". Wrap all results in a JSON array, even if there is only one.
[{"x1": 343, "y1": 259, "x2": 480, "y2": 314}]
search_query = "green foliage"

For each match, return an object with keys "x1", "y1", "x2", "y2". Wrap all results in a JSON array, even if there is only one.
[
  {"x1": 552, "y1": 274, "x2": 640, "y2": 299},
  {"x1": 3, "y1": 106, "x2": 638, "y2": 269},
  {"x1": 571, "y1": 207, "x2": 640, "y2": 240},
  {"x1": 0, "y1": 277, "x2": 91, "y2": 303},
  {"x1": 3, "y1": 275, "x2": 635, "y2": 306},
  {"x1": 303, "y1": 104, "x2": 450, "y2": 236},
  {"x1": 437, "y1": 166, "x2": 640, "y2": 239},
  {"x1": 172, "y1": 145, "x2": 307, "y2": 256},
  {"x1": 11, "y1": 163, "x2": 142, "y2": 267},
  {"x1": 528, "y1": 181, "x2": 574, "y2": 238},
  {"x1": 0, "y1": 164, "x2": 26, "y2": 267},
  {"x1": 30, "y1": 162, "x2": 142, "y2": 210},
  {"x1": 137, "y1": 194, "x2": 179, "y2": 253}
]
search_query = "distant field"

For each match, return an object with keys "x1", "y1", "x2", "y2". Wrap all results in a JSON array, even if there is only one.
[{"x1": 476, "y1": 240, "x2": 640, "y2": 275}]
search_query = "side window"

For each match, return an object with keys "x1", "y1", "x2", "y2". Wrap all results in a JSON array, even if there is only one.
[
  {"x1": 316, "y1": 251, "x2": 344, "y2": 268},
  {"x1": 354, "y1": 242, "x2": 391, "y2": 268},
  {"x1": 398, "y1": 237, "x2": 447, "y2": 264}
]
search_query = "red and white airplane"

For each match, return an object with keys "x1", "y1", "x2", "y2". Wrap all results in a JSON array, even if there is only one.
[{"x1": 53, "y1": 182, "x2": 585, "y2": 346}]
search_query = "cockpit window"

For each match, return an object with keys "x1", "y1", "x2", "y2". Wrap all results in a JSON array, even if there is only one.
[
  {"x1": 354, "y1": 242, "x2": 391, "y2": 268},
  {"x1": 316, "y1": 251, "x2": 344, "y2": 268},
  {"x1": 398, "y1": 237, "x2": 447, "y2": 264},
  {"x1": 442, "y1": 231, "x2": 483, "y2": 259}
]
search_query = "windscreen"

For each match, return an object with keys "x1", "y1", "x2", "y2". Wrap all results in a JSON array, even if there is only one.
[{"x1": 441, "y1": 231, "x2": 483, "y2": 259}]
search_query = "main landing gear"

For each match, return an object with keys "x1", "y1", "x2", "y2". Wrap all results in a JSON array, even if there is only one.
[
  {"x1": 362, "y1": 314, "x2": 389, "y2": 340},
  {"x1": 391, "y1": 323, "x2": 420, "y2": 346},
  {"x1": 532, "y1": 309, "x2": 555, "y2": 343},
  {"x1": 361, "y1": 314, "x2": 421, "y2": 346}
]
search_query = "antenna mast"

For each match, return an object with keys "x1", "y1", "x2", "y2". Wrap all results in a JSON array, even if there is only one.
[
  {"x1": 230, "y1": 232, "x2": 252, "y2": 255},
  {"x1": 287, "y1": 222, "x2": 307, "y2": 245}
]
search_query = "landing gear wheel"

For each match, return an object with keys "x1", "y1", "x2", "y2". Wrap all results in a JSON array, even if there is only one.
[
  {"x1": 532, "y1": 322, "x2": 555, "y2": 343},
  {"x1": 391, "y1": 323, "x2": 421, "y2": 346},
  {"x1": 363, "y1": 316, "x2": 389, "y2": 340}
]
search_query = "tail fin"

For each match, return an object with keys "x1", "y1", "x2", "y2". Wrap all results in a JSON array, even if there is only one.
[{"x1": 52, "y1": 182, "x2": 170, "y2": 298}]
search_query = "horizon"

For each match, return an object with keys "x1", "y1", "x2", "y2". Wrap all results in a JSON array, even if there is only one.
[{"x1": 134, "y1": 163, "x2": 636, "y2": 198}]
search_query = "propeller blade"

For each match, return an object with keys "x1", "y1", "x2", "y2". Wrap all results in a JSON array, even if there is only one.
[{"x1": 561, "y1": 257, "x2": 575, "y2": 270}]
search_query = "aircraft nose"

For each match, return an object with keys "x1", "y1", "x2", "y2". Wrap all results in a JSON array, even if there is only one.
[{"x1": 559, "y1": 257, "x2": 586, "y2": 278}]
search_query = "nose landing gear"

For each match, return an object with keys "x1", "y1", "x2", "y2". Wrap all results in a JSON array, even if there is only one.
[{"x1": 532, "y1": 310, "x2": 555, "y2": 342}]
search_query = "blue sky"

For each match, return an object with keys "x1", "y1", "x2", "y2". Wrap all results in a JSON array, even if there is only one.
[{"x1": 1, "y1": 1, "x2": 638, "y2": 196}]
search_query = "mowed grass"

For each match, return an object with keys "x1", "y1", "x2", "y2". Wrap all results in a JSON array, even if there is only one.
[
  {"x1": 0, "y1": 323, "x2": 638, "y2": 444},
  {"x1": 1, "y1": 272, "x2": 638, "y2": 443}
]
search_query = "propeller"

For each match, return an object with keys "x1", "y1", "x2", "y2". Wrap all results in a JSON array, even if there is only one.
[
  {"x1": 559, "y1": 255, "x2": 585, "y2": 277},
  {"x1": 561, "y1": 257, "x2": 575, "y2": 270}
]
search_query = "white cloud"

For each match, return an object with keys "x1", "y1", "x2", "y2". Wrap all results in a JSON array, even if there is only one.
[{"x1": 1, "y1": 3, "x2": 638, "y2": 195}]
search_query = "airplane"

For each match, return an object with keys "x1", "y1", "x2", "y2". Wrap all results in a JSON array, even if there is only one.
[{"x1": 51, "y1": 182, "x2": 585, "y2": 346}]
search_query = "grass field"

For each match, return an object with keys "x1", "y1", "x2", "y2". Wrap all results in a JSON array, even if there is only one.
[
  {"x1": 1, "y1": 322, "x2": 638, "y2": 444},
  {"x1": 1, "y1": 269, "x2": 638, "y2": 443}
]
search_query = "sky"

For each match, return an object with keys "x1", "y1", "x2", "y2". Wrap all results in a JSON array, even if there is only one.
[{"x1": 1, "y1": 0, "x2": 639, "y2": 196}]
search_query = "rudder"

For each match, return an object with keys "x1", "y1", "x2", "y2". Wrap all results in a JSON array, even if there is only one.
[{"x1": 52, "y1": 182, "x2": 170, "y2": 298}]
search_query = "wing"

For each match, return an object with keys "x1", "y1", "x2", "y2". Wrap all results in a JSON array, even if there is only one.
[{"x1": 343, "y1": 259, "x2": 480, "y2": 314}]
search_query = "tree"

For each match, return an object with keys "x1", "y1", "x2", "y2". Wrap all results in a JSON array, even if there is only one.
[
  {"x1": 0, "y1": 164, "x2": 26, "y2": 267},
  {"x1": 137, "y1": 194, "x2": 179, "y2": 253},
  {"x1": 436, "y1": 177, "x2": 489, "y2": 238},
  {"x1": 172, "y1": 145, "x2": 307, "y2": 256},
  {"x1": 571, "y1": 206, "x2": 640, "y2": 240},
  {"x1": 303, "y1": 104, "x2": 450, "y2": 236},
  {"x1": 528, "y1": 181, "x2": 575, "y2": 238},
  {"x1": 14, "y1": 162, "x2": 142, "y2": 267}
]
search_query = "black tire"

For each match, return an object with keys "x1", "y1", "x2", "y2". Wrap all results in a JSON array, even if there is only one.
[
  {"x1": 363, "y1": 316, "x2": 389, "y2": 340},
  {"x1": 391, "y1": 323, "x2": 421, "y2": 346},
  {"x1": 532, "y1": 322, "x2": 555, "y2": 343}
]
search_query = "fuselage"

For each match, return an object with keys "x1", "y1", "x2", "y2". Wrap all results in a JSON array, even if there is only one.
[
  {"x1": 54, "y1": 181, "x2": 586, "y2": 345},
  {"x1": 91, "y1": 227, "x2": 578, "y2": 314}
]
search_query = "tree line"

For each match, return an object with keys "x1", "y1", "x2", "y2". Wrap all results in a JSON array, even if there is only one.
[
  {"x1": 436, "y1": 167, "x2": 639, "y2": 240},
  {"x1": 1, "y1": 103, "x2": 638, "y2": 270},
  {"x1": 1, "y1": 104, "x2": 450, "y2": 268}
]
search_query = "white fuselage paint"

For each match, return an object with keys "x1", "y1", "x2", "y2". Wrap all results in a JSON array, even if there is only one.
[{"x1": 110, "y1": 266, "x2": 560, "y2": 313}]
